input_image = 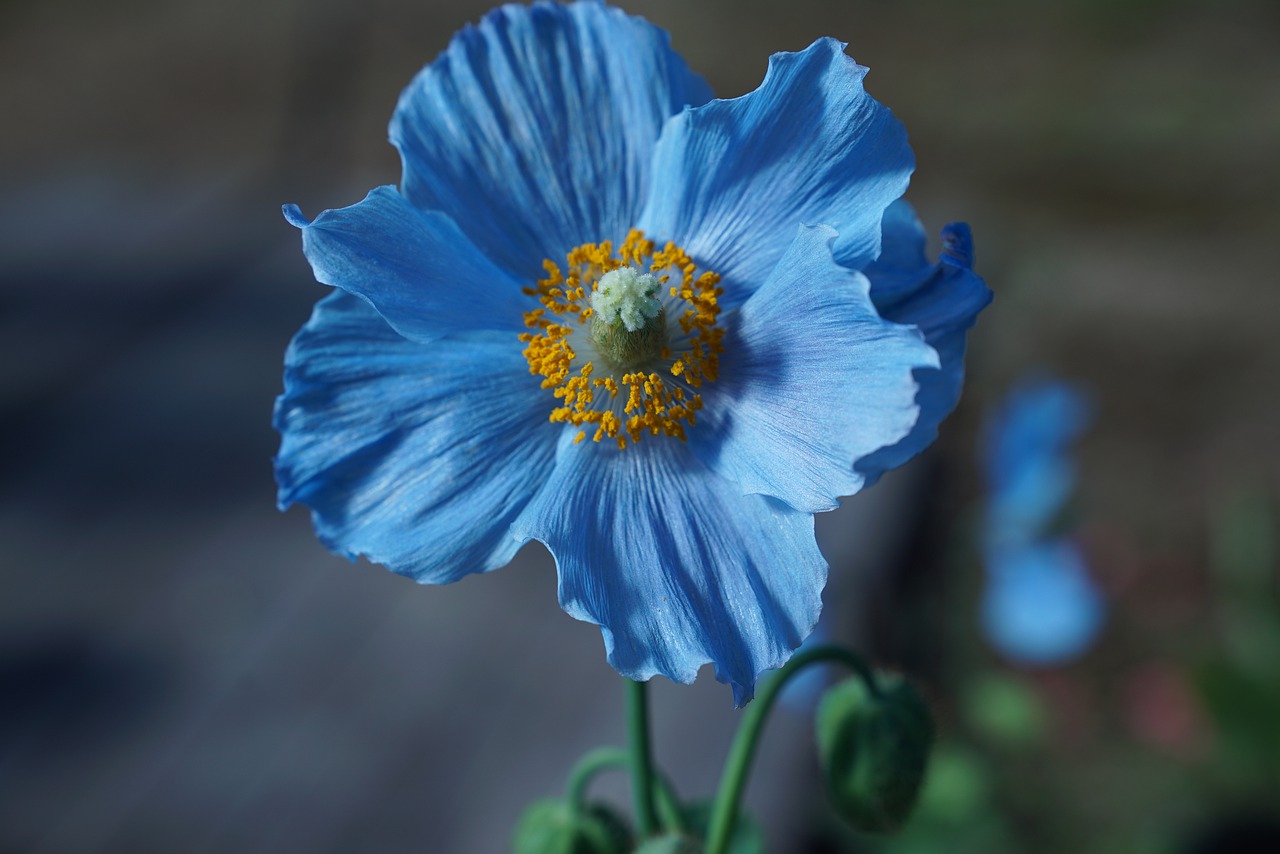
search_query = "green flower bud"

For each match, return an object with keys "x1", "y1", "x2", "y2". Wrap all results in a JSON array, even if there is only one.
[
  {"x1": 814, "y1": 672, "x2": 935, "y2": 833},
  {"x1": 512, "y1": 798, "x2": 631, "y2": 854}
]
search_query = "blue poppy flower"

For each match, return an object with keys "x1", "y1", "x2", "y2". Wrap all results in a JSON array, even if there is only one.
[
  {"x1": 275, "y1": 1, "x2": 989, "y2": 704},
  {"x1": 979, "y1": 379, "x2": 1104, "y2": 665}
]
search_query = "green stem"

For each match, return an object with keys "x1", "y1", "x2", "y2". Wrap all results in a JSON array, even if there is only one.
[
  {"x1": 627, "y1": 678, "x2": 659, "y2": 837},
  {"x1": 565, "y1": 746, "x2": 687, "y2": 832},
  {"x1": 703, "y1": 645, "x2": 878, "y2": 854},
  {"x1": 651, "y1": 770, "x2": 687, "y2": 834},
  {"x1": 567, "y1": 747, "x2": 630, "y2": 809}
]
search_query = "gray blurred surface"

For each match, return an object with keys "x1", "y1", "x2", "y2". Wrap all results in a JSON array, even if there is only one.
[{"x1": 3, "y1": 0, "x2": 1278, "y2": 851}]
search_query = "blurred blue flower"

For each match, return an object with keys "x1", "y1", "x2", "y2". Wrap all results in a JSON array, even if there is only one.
[
  {"x1": 984, "y1": 379, "x2": 1092, "y2": 547},
  {"x1": 275, "y1": 1, "x2": 989, "y2": 703},
  {"x1": 980, "y1": 379, "x2": 1103, "y2": 665},
  {"x1": 982, "y1": 539, "x2": 1104, "y2": 666}
]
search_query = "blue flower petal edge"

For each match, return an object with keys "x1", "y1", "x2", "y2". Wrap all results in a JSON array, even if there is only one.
[
  {"x1": 275, "y1": 291, "x2": 558, "y2": 583},
  {"x1": 692, "y1": 224, "x2": 937, "y2": 513},
  {"x1": 282, "y1": 188, "x2": 528, "y2": 343},
  {"x1": 855, "y1": 200, "x2": 993, "y2": 485},
  {"x1": 391, "y1": 0, "x2": 713, "y2": 281},
  {"x1": 512, "y1": 431, "x2": 827, "y2": 706},
  {"x1": 639, "y1": 37, "x2": 914, "y2": 306}
]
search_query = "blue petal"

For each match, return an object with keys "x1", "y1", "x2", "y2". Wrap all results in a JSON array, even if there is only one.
[
  {"x1": 512, "y1": 432, "x2": 827, "y2": 706},
  {"x1": 981, "y1": 539, "x2": 1105, "y2": 666},
  {"x1": 390, "y1": 1, "x2": 713, "y2": 280},
  {"x1": 854, "y1": 201, "x2": 993, "y2": 484},
  {"x1": 274, "y1": 291, "x2": 558, "y2": 583},
  {"x1": 691, "y1": 224, "x2": 937, "y2": 513},
  {"x1": 638, "y1": 37, "x2": 913, "y2": 304},
  {"x1": 284, "y1": 187, "x2": 527, "y2": 343},
  {"x1": 865, "y1": 197, "x2": 928, "y2": 281}
]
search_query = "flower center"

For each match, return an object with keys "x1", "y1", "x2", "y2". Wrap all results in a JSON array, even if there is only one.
[
  {"x1": 591, "y1": 266, "x2": 662, "y2": 333},
  {"x1": 519, "y1": 229, "x2": 724, "y2": 450},
  {"x1": 590, "y1": 267, "x2": 666, "y2": 370}
]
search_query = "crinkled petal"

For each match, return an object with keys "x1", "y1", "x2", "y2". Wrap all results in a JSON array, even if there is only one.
[
  {"x1": 864, "y1": 198, "x2": 930, "y2": 289},
  {"x1": 274, "y1": 291, "x2": 557, "y2": 583},
  {"x1": 512, "y1": 433, "x2": 827, "y2": 706},
  {"x1": 690, "y1": 224, "x2": 937, "y2": 513},
  {"x1": 390, "y1": 0, "x2": 714, "y2": 280},
  {"x1": 283, "y1": 188, "x2": 527, "y2": 344},
  {"x1": 854, "y1": 201, "x2": 993, "y2": 484},
  {"x1": 638, "y1": 37, "x2": 913, "y2": 305}
]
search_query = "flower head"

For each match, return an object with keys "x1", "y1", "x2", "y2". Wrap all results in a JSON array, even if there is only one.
[
  {"x1": 275, "y1": 1, "x2": 990, "y2": 704},
  {"x1": 979, "y1": 379, "x2": 1104, "y2": 665}
]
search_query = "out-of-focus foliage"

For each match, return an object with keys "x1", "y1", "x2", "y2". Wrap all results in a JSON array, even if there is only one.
[{"x1": 850, "y1": 486, "x2": 1280, "y2": 854}]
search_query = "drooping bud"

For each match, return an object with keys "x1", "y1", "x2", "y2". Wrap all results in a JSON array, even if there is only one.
[
  {"x1": 814, "y1": 672, "x2": 935, "y2": 833},
  {"x1": 512, "y1": 798, "x2": 632, "y2": 854}
]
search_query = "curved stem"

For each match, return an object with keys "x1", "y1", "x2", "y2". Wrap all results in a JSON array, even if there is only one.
[
  {"x1": 567, "y1": 747, "x2": 630, "y2": 809},
  {"x1": 651, "y1": 770, "x2": 687, "y2": 834},
  {"x1": 565, "y1": 745, "x2": 687, "y2": 833},
  {"x1": 627, "y1": 678, "x2": 659, "y2": 837},
  {"x1": 703, "y1": 645, "x2": 878, "y2": 854}
]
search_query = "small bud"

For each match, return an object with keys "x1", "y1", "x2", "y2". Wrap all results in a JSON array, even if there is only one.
[
  {"x1": 814, "y1": 673, "x2": 935, "y2": 833},
  {"x1": 512, "y1": 798, "x2": 631, "y2": 854}
]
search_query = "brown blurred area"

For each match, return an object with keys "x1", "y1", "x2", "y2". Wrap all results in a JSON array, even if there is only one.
[{"x1": 2, "y1": 1, "x2": 1278, "y2": 852}]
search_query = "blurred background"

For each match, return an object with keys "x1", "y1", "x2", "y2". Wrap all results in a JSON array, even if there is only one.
[{"x1": 3, "y1": 0, "x2": 1278, "y2": 851}]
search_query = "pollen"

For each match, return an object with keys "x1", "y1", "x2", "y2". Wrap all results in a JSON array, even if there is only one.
[{"x1": 520, "y1": 229, "x2": 724, "y2": 449}]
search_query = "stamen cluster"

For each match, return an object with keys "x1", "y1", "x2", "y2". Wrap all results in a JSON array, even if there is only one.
[{"x1": 520, "y1": 229, "x2": 724, "y2": 450}]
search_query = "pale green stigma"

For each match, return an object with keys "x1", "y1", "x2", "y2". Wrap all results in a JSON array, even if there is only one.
[
  {"x1": 591, "y1": 267, "x2": 661, "y2": 331},
  {"x1": 589, "y1": 266, "x2": 666, "y2": 370}
]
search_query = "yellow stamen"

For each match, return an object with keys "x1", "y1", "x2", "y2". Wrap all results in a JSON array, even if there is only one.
[{"x1": 519, "y1": 229, "x2": 724, "y2": 449}]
